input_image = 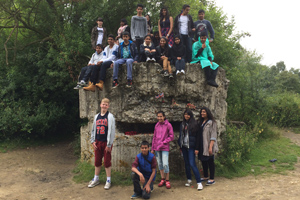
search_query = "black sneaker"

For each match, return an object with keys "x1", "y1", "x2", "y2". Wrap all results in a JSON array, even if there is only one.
[
  {"x1": 126, "y1": 79, "x2": 132, "y2": 88},
  {"x1": 169, "y1": 74, "x2": 173, "y2": 78},
  {"x1": 112, "y1": 80, "x2": 119, "y2": 88}
]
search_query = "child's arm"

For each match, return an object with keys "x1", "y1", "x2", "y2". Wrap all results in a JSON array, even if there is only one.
[
  {"x1": 163, "y1": 124, "x2": 174, "y2": 144},
  {"x1": 207, "y1": 21, "x2": 215, "y2": 42},
  {"x1": 144, "y1": 157, "x2": 157, "y2": 193},
  {"x1": 158, "y1": 20, "x2": 162, "y2": 38},
  {"x1": 209, "y1": 122, "x2": 217, "y2": 155},
  {"x1": 144, "y1": 168, "x2": 156, "y2": 193},
  {"x1": 167, "y1": 16, "x2": 174, "y2": 39},
  {"x1": 132, "y1": 157, "x2": 145, "y2": 185}
]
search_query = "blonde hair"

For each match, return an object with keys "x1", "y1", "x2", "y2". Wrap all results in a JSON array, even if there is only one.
[{"x1": 101, "y1": 98, "x2": 110, "y2": 104}]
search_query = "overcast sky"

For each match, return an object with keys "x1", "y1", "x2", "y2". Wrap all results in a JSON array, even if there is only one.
[{"x1": 214, "y1": 0, "x2": 299, "y2": 70}]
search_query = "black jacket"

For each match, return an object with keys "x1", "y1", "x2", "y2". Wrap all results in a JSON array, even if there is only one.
[{"x1": 155, "y1": 45, "x2": 171, "y2": 61}]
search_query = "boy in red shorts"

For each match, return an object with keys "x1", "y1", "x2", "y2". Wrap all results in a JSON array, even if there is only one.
[{"x1": 88, "y1": 98, "x2": 116, "y2": 190}]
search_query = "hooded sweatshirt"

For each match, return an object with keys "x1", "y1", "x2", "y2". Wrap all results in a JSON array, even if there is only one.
[
  {"x1": 151, "y1": 120, "x2": 174, "y2": 151},
  {"x1": 191, "y1": 37, "x2": 219, "y2": 70},
  {"x1": 171, "y1": 36, "x2": 186, "y2": 61}
]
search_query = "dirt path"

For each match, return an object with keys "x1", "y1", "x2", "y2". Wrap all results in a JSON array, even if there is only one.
[{"x1": 0, "y1": 130, "x2": 300, "y2": 200}]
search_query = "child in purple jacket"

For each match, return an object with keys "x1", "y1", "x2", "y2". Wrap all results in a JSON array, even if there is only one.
[{"x1": 151, "y1": 111, "x2": 174, "y2": 189}]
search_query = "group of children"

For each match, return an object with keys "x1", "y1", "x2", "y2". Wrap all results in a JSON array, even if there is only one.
[
  {"x1": 74, "y1": 3, "x2": 220, "y2": 91},
  {"x1": 89, "y1": 98, "x2": 219, "y2": 199}
]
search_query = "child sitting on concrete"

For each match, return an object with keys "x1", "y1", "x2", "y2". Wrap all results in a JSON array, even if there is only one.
[
  {"x1": 74, "y1": 44, "x2": 104, "y2": 89},
  {"x1": 131, "y1": 141, "x2": 156, "y2": 199},
  {"x1": 191, "y1": 32, "x2": 219, "y2": 87},
  {"x1": 139, "y1": 35, "x2": 156, "y2": 62}
]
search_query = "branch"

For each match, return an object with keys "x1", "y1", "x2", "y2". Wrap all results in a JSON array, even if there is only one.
[{"x1": 4, "y1": 21, "x2": 17, "y2": 65}]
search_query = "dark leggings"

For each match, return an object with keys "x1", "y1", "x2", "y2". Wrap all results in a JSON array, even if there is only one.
[{"x1": 201, "y1": 156, "x2": 215, "y2": 179}]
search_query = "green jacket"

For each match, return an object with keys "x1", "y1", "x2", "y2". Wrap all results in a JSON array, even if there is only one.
[{"x1": 191, "y1": 38, "x2": 219, "y2": 70}]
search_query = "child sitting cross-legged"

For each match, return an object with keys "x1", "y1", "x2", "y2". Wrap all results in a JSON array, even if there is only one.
[
  {"x1": 191, "y1": 32, "x2": 219, "y2": 87},
  {"x1": 131, "y1": 141, "x2": 156, "y2": 199},
  {"x1": 139, "y1": 35, "x2": 156, "y2": 62}
]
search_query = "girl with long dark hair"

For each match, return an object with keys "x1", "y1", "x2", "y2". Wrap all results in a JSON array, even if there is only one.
[
  {"x1": 195, "y1": 107, "x2": 219, "y2": 186},
  {"x1": 158, "y1": 7, "x2": 174, "y2": 46},
  {"x1": 178, "y1": 109, "x2": 203, "y2": 190}
]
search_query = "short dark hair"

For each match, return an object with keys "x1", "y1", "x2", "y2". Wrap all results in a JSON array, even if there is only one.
[
  {"x1": 122, "y1": 31, "x2": 130, "y2": 37},
  {"x1": 97, "y1": 17, "x2": 103, "y2": 22},
  {"x1": 108, "y1": 34, "x2": 115, "y2": 40},
  {"x1": 137, "y1": 3, "x2": 144, "y2": 9},
  {"x1": 182, "y1": 4, "x2": 190, "y2": 10},
  {"x1": 198, "y1": 9, "x2": 205, "y2": 14},
  {"x1": 200, "y1": 32, "x2": 207, "y2": 37},
  {"x1": 96, "y1": 44, "x2": 104, "y2": 49},
  {"x1": 141, "y1": 141, "x2": 149, "y2": 147}
]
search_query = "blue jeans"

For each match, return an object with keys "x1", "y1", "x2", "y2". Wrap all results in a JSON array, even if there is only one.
[
  {"x1": 182, "y1": 147, "x2": 201, "y2": 183},
  {"x1": 155, "y1": 151, "x2": 169, "y2": 173},
  {"x1": 180, "y1": 34, "x2": 192, "y2": 63},
  {"x1": 113, "y1": 58, "x2": 134, "y2": 80},
  {"x1": 175, "y1": 59, "x2": 186, "y2": 71}
]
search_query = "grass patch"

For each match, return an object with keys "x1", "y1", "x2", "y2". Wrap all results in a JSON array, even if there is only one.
[
  {"x1": 216, "y1": 135, "x2": 300, "y2": 178},
  {"x1": 72, "y1": 161, "x2": 132, "y2": 185}
]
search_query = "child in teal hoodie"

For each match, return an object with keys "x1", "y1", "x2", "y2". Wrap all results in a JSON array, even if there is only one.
[{"x1": 191, "y1": 32, "x2": 219, "y2": 87}]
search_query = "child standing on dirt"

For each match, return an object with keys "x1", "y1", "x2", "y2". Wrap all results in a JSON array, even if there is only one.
[
  {"x1": 88, "y1": 98, "x2": 116, "y2": 190},
  {"x1": 131, "y1": 141, "x2": 157, "y2": 199},
  {"x1": 195, "y1": 106, "x2": 219, "y2": 186},
  {"x1": 151, "y1": 111, "x2": 174, "y2": 189},
  {"x1": 178, "y1": 109, "x2": 203, "y2": 190}
]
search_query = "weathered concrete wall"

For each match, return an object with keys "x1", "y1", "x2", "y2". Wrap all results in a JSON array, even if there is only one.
[{"x1": 79, "y1": 63, "x2": 229, "y2": 172}]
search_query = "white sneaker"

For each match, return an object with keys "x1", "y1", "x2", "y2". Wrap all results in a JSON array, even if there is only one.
[
  {"x1": 185, "y1": 180, "x2": 192, "y2": 187},
  {"x1": 104, "y1": 181, "x2": 111, "y2": 190},
  {"x1": 146, "y1": 57, "x2": 151, "y2": 62},
  {"x1": 176, "y1": 70, "x2": 180, "y2": 75},
  {"x1": 197, "y1": 183, "x2": 203, "y2": 190},
  {"x1": 79, "y1": 80, "x2": 87, "y2": 86},
  {"x1": 88, "y1": 179, "x2": 100, "y2": 188},
  {"x1": 181, "y1": 70, "x2": 185, "y2": 74},
  {"x1": 151, "y1": 58, "x2": 156, "y2": 62}
]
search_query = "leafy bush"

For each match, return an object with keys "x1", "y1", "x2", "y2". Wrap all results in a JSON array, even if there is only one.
[{"x1": 265, "y1": 93, "x2": 300, "y2": 127}]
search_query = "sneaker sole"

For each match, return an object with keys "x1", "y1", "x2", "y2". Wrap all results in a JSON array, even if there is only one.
[
  {"x1": 206, "y1": 182, "x2": 215, "y2": 186},
  {"x1": 88, "y1": 182, "x2": 100, "y2": 188}
]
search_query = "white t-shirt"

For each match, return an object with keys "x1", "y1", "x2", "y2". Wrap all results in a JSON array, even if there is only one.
[
  {"x1": 97, "y1": 27, "x2": 104, "y2": 45},
  {"x1": 179, "y1": 15, "x2": 189, "y2": 35}
]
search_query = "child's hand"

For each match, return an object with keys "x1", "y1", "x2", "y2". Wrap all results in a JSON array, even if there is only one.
[
  {"x1": 144, "y1": 184, "x2": 151, "y2": 193},
  {"x1": 151, "y1": 150, "x2": 155, "y2": 154},
  {"x1": 177, "y1": 57, "x2": 181, "y2": 60},
  {"x1": 92, "y1": 142, "x2": 97, "y2": 150},
  {"x1": 105, "y1": 146, "x2": 111, "y2": 153},
  {"x1": 97, "y1": 61, "x2": 103, "y2": 65},
  {"x1": 209, "y1": 147, "x2": 213, "y2": 155},
  {"x1": 202, "y1": 43, "x2": 206, "y2": 49},
  {"x1": 139, "y1": 174, "x2": 145, "y2": 185},
  {"x1": 133, "y1": 61, "x2": 138, "y2": 63},
  {"x1": 161, "y1": 56, "x2": 166, "y2": 59},
  {"x1": 210, "y1": 62, "x2": 213, "y2": 66},
  {"x1": 110, "y1": 63, "x2": 114, "y2": 68},
  {"x1": 145, "y1": 48, "x2": 150, "y2": 52},
  {"x1": 88, "y1": 63, "x2": 92, "y2": 66},
  {"x1": 195, "y1": 150, "x2": 199, "y2": 155}
]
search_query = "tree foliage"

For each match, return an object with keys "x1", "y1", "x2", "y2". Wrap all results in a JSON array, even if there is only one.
[{"x1": 0, "y1": 0, "x2": 300, "y2": 140}]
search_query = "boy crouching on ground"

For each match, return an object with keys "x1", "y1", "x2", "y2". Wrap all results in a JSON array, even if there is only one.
[
  {"x1": 88, "y1": 98, "x2": 116, "y2": 190},
  {"x1": 131, "y1": 141, "x2": 156, "y2": 199}
]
